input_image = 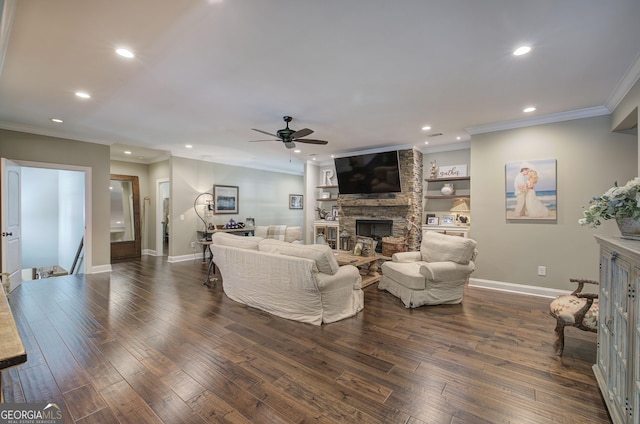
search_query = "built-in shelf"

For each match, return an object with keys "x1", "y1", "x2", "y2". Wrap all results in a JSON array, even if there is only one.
[
  {"x1": 424, "y1": 194, "x2": 470, "y2": 200},
  {"x1": 339, "y1": 198, "x2": 411, "y2": 207},
  {"x1": 425, "y1": 176, "x2": 470, "y2": 183}
]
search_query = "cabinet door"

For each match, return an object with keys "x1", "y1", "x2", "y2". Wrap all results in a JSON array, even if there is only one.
[
  {"x1": 610, "y1": 252, "x2": 631, "y2": 420},
  {"x1": 632, "y1": 266, "x2": 640, "y2": 424},
  {"x1": 598, "y1": 248, "x2": 612, "y2": 392},
  {"x1": 314, "y1": 225, "x2": 327, "y2": 244}
]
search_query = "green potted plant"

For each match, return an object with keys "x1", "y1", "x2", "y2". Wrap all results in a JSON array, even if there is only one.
[{"x1": 580, "y1": 177, "x2": 640, "y2": 239}]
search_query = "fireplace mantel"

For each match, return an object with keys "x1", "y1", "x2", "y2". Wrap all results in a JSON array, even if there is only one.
[{"x1": 338, "y1": 198, "x2": 411, "y2": 207}]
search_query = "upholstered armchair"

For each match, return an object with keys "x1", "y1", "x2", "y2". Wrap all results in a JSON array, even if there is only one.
[
  {"x1": 549, "y1": 278, "x2": 599, "y2": 356},
  {"x1": 379, "y1": 231, "x2": 477, "y2": 308}
]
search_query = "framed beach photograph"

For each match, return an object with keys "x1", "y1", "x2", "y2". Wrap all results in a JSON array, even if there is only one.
[
  {"x1": 441, "y1": 215, "x2": 456, "y2": 225},
  {"x1": 213, "y1": 185, "x2": 239, "y2": 214},
  {"x1": 505, "y1": 159, "x2": 557, "y2": 221},
  {"x1": 427, "y1": 216, "x2": 439, "y2": 226},
  {"x1": 289, "y1": 194, "x2": 303, "y2": 209}
]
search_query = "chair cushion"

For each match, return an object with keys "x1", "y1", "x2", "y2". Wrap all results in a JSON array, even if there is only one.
[
  {"x1": 381, "y1": 261, "x2": 426, "y2": 290},
  {"x1": 210, "y1": 232, "x2": 262, "y2": 250},
  {"x1": 259, "y1": 239, "x2": 339, "y2": 275},
  {"x1": 254, "y1": 225, "x2": 302, "y2": 243},
  {"x1": 550, "y1": 295, "x2": 599, "y2": 331},
  {"x1": 420, "y1": 231, "x2": 477, "y2": 264}
]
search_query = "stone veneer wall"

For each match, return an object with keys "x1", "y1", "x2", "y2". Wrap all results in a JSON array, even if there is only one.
[{"x1": 337, "y1": 147, "x2": 423, "y2": 252}]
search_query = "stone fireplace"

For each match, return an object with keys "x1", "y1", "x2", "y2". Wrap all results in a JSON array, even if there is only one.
[{"x1": 337, "y1": 148, "x2": 423, "y2": 252}]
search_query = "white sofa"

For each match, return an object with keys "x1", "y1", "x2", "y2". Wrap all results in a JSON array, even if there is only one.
[
  {"x1": 209, "y1": 232, "x2": 364, "y2": 325},
  {"x1": 254, "y1": 225, "x2": 302, "y2": 243},
  {"x1": 379, "y1": 231, "x2": 477, "y2": 308}
]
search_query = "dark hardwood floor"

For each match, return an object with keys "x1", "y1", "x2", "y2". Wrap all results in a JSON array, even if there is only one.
[{"x1": 2, "y1": 256, "x2": 610, "y2": 423}]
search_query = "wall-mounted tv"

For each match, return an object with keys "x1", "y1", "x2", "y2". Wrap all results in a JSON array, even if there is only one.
[{"x1": 334, "y1": 151, "x2": 402, "y2": 194}]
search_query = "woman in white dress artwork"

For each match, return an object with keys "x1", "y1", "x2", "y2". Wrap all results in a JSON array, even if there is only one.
[{"x1": 525, "y1": 169, "x2": 550, "y2": 217}]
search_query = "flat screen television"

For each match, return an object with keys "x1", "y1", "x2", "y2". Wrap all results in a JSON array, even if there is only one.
[{"x1": 334, "y1": 151, "x2": 402, "y2": 194}]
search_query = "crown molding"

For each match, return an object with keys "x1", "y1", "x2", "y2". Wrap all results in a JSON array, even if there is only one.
[
  {"x1": 0, "y1": 0, "x2": 16, "y2": 80},
  {"x1": 465, "y1": 106, "x2": 611, "y2": 135},
  {"x1": 606, "y1": 52, "x2": 640, "y2": 111}
]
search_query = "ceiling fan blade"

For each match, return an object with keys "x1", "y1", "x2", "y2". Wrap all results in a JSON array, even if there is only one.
[
  {"x1": 291, "y1": 128, "x2": 313, "y2": 139},
  {"x1": 284, "y1": 141, "x2": 296, "y2": 149},
  {"x1": 248, "y1": 139, "x2": 279, "y2": 142},
  {"x1": 294, "y1": 138, "x2": 328, "y2": 145},
  {"x1": 251, "y1": 128, "x2": 278, "y2": 137}
]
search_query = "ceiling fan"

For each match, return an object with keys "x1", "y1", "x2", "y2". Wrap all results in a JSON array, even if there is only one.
[{"x1": 250, "y1": 116, "x2": 328, "y2": 149}]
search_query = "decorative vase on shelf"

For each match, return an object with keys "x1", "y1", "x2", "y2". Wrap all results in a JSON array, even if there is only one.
[
  {"x1": 441, "y1": 183, "x2": 455, "y2": 196},
  {"x1": 617, "y1": 217, "x2": 640, "y2": 240}
]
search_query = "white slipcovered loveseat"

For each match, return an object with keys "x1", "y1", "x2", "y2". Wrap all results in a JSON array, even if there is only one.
[{"x1": 209, "y1": 232, "x2": 364, "y2": 325}]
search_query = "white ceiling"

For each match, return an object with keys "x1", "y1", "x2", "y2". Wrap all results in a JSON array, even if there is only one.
[{"x1": 0, "y1": 0, "x2": 639, "y2": 174}]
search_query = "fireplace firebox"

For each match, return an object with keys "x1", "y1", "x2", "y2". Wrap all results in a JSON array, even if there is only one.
[{"x1": 356, "y1": 219, "x2": 393, "y2": 253}]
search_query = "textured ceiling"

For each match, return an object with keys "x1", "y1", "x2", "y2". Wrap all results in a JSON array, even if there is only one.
[{"x1": 0, "y1": 0, "x2": 639, "y2": 174}]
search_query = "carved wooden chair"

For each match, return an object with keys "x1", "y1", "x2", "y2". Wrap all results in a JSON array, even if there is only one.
[{"x1": 549, "y1": 278, "x2": 599, "y2": 356}]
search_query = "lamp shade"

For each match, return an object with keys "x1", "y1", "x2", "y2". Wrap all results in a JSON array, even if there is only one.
[{"x1": 450, "y1": 198, "x2": 470, "y2": 212}]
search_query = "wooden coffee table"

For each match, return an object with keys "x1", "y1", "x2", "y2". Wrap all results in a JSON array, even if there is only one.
[{"x1": 334, "y1": 250, "x2": 388, "y2": 288}]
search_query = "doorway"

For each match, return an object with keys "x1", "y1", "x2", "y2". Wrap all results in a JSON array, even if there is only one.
[
  {"x1": 156, "y1": 179, "x2": 170, "y2": 257},
  {"x1": 110, "y1": 174, "x2": 141, "y2": 261},
  {"x1": 1, "y1": 159, "x2": 90, "y2": 292}
]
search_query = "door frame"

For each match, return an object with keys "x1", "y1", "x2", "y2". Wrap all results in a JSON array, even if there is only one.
[
  {"x1": 110, "y1": 174, "x2": 141, "y2": 261},
  {"x1": 11, "y1": 160, "x2": 92, "y2": 274},
  {"x1": 156, "y1": 178, "x2": 170, "y2": 257}
]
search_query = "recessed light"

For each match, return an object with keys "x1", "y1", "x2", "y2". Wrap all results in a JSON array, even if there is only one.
[
  {"x1": 424, "y1": 141, "x2": 429, "y2": 145},
  {"x1": 294, "y1": 149, "x2": 301, "y2": 153},
  {"x1": 513, "y1": 46, "x2": 531, "y2": 56},
  {"x1": 330, "y1": 155, "x2": 335, "y2": 158},
  {"x1": 75, "y1": 91, "x2": 91, "y2": 99},
  {"x1": 50, "y1": 118, "x2": 63, "y2": 123},
  {"x1": 124, "y1": 151, "x2": 132, "y2": 155},
  {"x1": 456, "y1": 136, "x2": 461, "y2": 140},
  {"x1": 421, "y1": 125, "x2": 431, "y2": 131},
  {"x1": 115, "y1": 48, "x2": 135, "y2": 58},
  {"x1": 523, "y1": 106, "x2": 536, "y2": 113},
  {"x1": 312, "y1": 157, "x2": 317, "y2": 161},
  {"x1": 185, "y1": 144, "x2": 193, "y2": 148}
]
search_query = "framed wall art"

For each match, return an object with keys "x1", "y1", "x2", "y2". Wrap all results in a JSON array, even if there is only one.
[
  {"x1": 505, "y1": 159, "x2": 557, "y2": 221},
  {"x1": 289, "y1": 194, "x2": 303, "y2": 209},
  {"x1": 441, "y1": 215, "x2": 456, "y2": 225},
  {"x1": 427, "y1": 216, "x2": 439, "y2": 226},
  {"x1": 213, "y1": 185, "x2": 239, "y2": 214}
]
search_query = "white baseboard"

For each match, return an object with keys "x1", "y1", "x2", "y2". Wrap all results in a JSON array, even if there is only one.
[
  {"x1": 142, "y1": 249, "x2": 158, "y2": 256},
  {"x1": 90, "y1": 264, "x2": 112, "y2": 274},
  {"x1": 469, "y1": 278, "x2": 570, "y2": 299},
  {"x1": 167, "y1": 254, "x2": 202, "y2": 263}
]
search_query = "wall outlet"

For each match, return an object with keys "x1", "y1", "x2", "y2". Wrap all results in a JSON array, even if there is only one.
[
  {"x1": 537, "y1": 266, "x2": 546, "y2": 276},
  {"x1": 191, "y1": 241, "x2": 196, "y2": 248}
]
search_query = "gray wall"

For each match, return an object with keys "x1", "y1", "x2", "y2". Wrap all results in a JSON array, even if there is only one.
[
  {"x1": 470, "y1": 114, "x2": 637, "y2": 291},
  {"x1": 169, "y1": 156, "x2": 304, "y2": 259},
  {"x1": 0, "y1": 130, "x2": 110, "y2": 271}
]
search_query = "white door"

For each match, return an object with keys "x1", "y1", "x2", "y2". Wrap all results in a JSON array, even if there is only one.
[{"x1": 1, "y1": 158, "x2": 22, "y2": 291}]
